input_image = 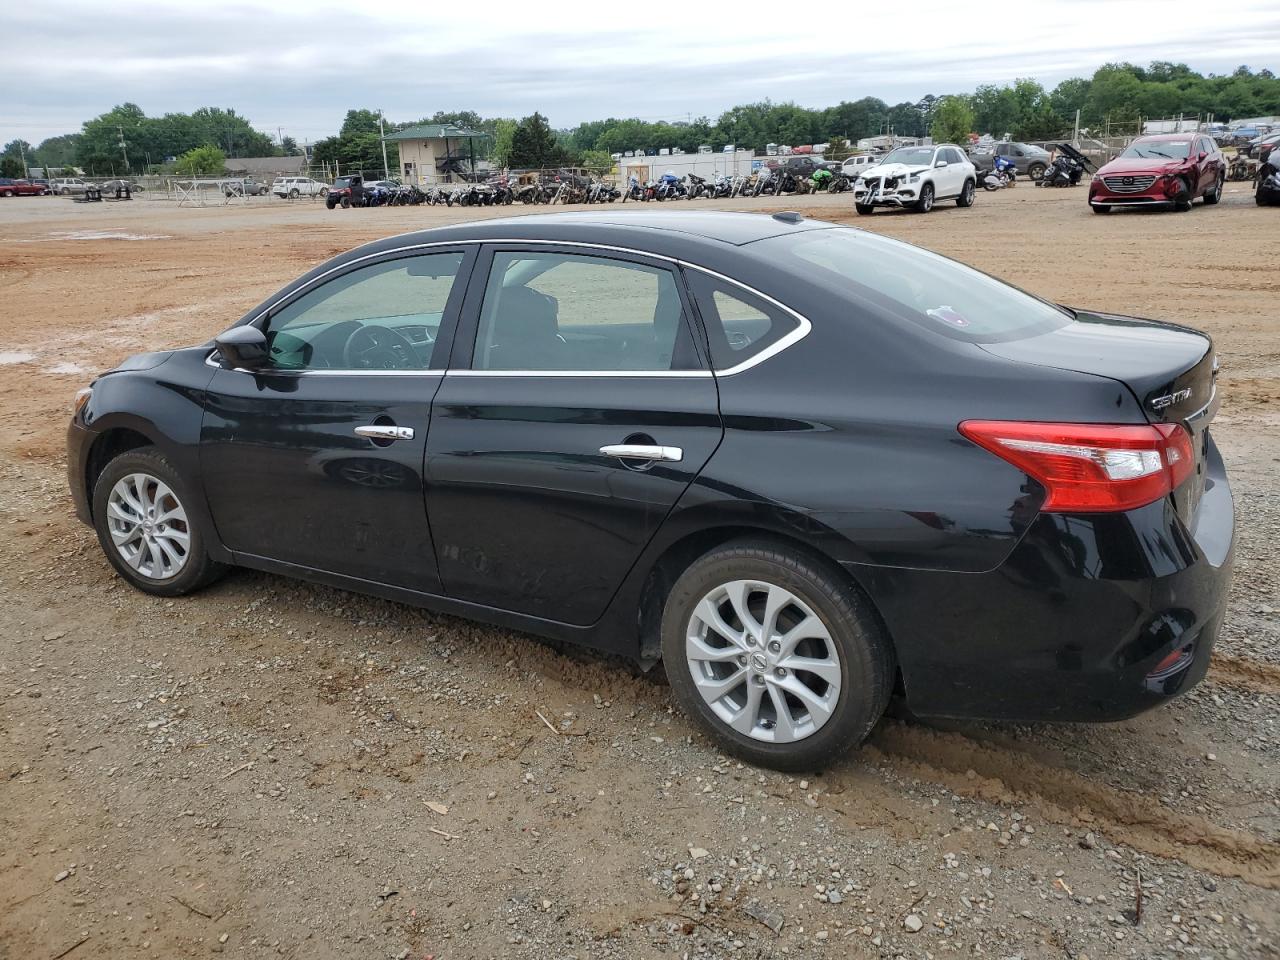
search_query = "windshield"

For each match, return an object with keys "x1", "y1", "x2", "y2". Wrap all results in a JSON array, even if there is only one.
[
  {"x1": 334, "y1": 177, "x2": 355, "y2": 187},
  {"x1": 1122, "y1": 140, "x2": 1191, "y2": 160},
  {"x1": 880, "y1": 147, "x2": 934, "y2": 167},
  {"x1": 758, "y1": 228, "x2": 1071, "y2": 343}
]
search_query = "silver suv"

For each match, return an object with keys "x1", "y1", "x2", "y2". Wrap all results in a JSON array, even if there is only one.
[{"x1": 272, "y1": 176, "x2": 329, "y2": 199}]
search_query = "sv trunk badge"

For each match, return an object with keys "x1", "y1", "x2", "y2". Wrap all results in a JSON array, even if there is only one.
[{"x1": 1150, "y1": 387, "x2": 1193, "y2": 410}]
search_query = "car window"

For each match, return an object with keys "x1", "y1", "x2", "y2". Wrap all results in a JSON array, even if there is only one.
[
  {"x1": 686, "y1": 271, "x2": 801, "y2": 371},
  {"x1": 759, "y1": 228, "x2": 1071, "y2": 344},
  {"x1": 262, "y1": 252, "x2": 465, "y2": 371},
  {"x1": 473, "y1": 251, "x2": 700, "y2": 372}
]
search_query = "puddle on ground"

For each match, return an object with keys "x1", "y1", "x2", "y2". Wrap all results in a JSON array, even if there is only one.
[
  {"x1": 45, "y1": 362, "x2": 87, "y2": 375},
  {"x1": 0, "y1": 351, "x2": 36, "y2": 365},
  {"x1": 54, "y1": 231, "x2": 172, "y2": 241}
]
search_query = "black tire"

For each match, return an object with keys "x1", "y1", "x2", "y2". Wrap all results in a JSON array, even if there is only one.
[
  {"x1": 288, "y1": 188, "x2": 300, "y2": 198},
  {"x1": 854, "y1": 203, "x2": 875, "y2": 215},
  {"x1": 325, "y1": 195, "x2": 337, "y2": 210},
  {"x1": 1174, "y1": 177, "x2": 1193, "y2": 211},
  {"x1": 913, "y1": 182, "x2": 934, "y2": 213},
  {"x1": 91, "y1": 447, "x2": 227, "y2": 598},
  {"x1": 661, "y1": 540, "x2": 895, "y2": 771},
  {"x1": 1, "y1": 190, "x2": 12, "y2": 198},
  {"x1": 61, "y1": 187, "x2": 71, "y2": 195},
  {"x1": 340, "y1": 195, "x2": 351, "y2": 209},
  {"x1": 1092, "y1": 204, "x2": 1111, "y2": 214},
  {"x1": 319, "y1": 187, "x2": 329, "y2": 197},
  {"x1": 1027, "y1": 162, "x2": 1046, "y2": 182},
  {"x1": 1202, "y1": 173, "x2": 1224, "y2": 205},
  {"x1": 957, "y1": 179, "x2": 975, "y2": 206}
]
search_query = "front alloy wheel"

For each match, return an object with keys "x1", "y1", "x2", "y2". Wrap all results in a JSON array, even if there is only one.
[
  {"x1": 662, "y1": 540, "x2": 895, "y2": 770},
  {"x1": 106, "y1": 473, "x2": 190, "y2": 580}
]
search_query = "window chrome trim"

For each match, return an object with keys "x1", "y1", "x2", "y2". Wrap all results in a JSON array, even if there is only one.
[
  {"x1": 204, "y1": 351, "x2": 443, "y2": 376},
  {"x1": 223, "y1": 237, "x2": 813, "y2": 379}
]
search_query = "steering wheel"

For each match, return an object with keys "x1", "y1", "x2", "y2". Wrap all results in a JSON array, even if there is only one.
[{"x1": 342, "y1": 325, "x2": 419, "y2": 370}]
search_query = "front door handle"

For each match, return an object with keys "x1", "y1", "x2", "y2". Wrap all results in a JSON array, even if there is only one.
[
  {"x1": 600, "y1": 443, "x2": 683, "y2": 463},
  {"x1": 355, "y1": 425, "x2": 415, "y2": 441}
]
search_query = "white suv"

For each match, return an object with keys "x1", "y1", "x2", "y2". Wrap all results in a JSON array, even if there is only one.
[
  {"x1": 49, "y1": 177, "x2": 90, "y2": 196},
  {"x1": 853, "y1": 144, "x2": 976, "y2": 214},
  {"x1": 272, "y1": 176, "x2": 329, "y2": 199}
]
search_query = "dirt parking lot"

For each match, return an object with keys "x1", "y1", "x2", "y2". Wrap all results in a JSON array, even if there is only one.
[{"x1": 1, "y1": 184, "x2": 1278, "y2": 960}]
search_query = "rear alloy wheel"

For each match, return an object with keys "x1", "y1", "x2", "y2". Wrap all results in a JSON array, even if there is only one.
[
  {"x1": 1202, "y1": 173, "x2": 1224, "y2": 205},
  {"x1": 289, "y1": 188, "x2": 300, "y2": 198},
  {"x1": 1027, "y1": 162, "x2": 1046, "y2": 182},
  {"x1": 91, "y1": 448, "x2": 225, "y2": 597},
  {"x1": 957, "y1": 179, "x2": 976, "y2": 207},
  {"x1": 662, "y1": 541, "x2": 894, "y2": 770},
  {"x1": 913, "y1": 183, "x2": 934, "y2": 213}
]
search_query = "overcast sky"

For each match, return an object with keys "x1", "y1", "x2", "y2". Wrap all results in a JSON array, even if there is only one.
[{"x1": 3, "y1": 0, "x2": 1278, "y2": 146}]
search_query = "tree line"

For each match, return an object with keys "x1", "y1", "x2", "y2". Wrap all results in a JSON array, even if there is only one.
[{"x1": 3, "y1": 61, "x2": 1277, "y2": 178}]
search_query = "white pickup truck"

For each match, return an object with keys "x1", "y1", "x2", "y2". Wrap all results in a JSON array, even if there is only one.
[{"x1": 271, "y1": 176, "x2": 329, "y2": 199}]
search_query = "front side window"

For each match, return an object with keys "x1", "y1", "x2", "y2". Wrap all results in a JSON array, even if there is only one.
[
  {"x1": 263, "y1": 252, "x2": 464, "y2": 370},
  {"x1": 757, "y1": 228, "x2": 1071, "y2": 344},
  {"x1": 473, "y1": 251, "x2": 700, "y2": 372}
]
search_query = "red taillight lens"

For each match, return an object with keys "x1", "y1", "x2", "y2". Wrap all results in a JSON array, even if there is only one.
[{"x1": 958, "y1": 420, "x2": 1194, "y2": 513}]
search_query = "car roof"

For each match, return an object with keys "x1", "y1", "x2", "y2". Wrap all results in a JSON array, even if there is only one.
[
  {"x1": 1138, "y1": 133, "x2": 1201, "y2": 141},
  {"x1": 359, "y1": 211, "x2": 833, "y2": 254}
]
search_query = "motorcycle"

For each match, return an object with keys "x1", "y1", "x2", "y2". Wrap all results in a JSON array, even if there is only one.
[
  {"x1": 622, "y1": 175, "x2": 643, "y2": 202},
  {"x1": 1037, "y1": 143, "x2": 1093, "y2": 187},
  {"x1": 685, "y1": 173, "x2": 713, "y2": 199},
  {"x1": 654, "y1": 172, "x2": 686, "y2": 201},
  {"x1": 487, "y1": 177, "x2": 515, "y2": 205},
  {"x1": 1257, "y1": 157, "x2": 1280, "y2": 206},
  {"x1": 980, "y1": 154, "x2": 1017, "y2": 191},
  {"x1": 752, "y1": 168, "x2": 776, "y2": 196},
  {"x1": 827, "y1": 173, "x2": 852, "y2": 193}
]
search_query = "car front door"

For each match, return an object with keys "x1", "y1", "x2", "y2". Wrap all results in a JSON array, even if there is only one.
[
  {"x1": 425, "y1": 244, "x2": 724, "y2": 626},
  {"x1": 199, "y1": 247, "x2": 473, "y2": 591}
]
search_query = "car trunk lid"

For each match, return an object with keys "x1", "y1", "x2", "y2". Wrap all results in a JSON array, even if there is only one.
[{"x1": 979, "y1": 310, "x2": 1216, "y2": 520}]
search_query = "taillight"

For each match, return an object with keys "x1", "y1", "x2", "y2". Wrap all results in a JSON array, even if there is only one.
[{"x1": 958, "y1": 420, "x2": 1194, "y2": 512}]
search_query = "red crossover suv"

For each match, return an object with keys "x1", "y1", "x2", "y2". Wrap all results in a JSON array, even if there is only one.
[{"x1": 1089, "y1": 134, "x2": 1225, "y2": 213}]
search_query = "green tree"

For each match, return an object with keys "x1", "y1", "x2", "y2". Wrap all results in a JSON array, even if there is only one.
[
  {"x1": 340, "y1": 109, "x2": 383, "y2": 137},
  {"x1": 35, "y1": 134, "x2": 81, "y2": 171},
  {"x1": 930, "y1": 96, "x2": 975, "y2": 145},
  {"x1": 0, "y1": 157, "x2": 23, "y2": 178},
  {"x1": 491, "y1": 118, "x2": 517, "y2": 168},
  {"x1": 173, "y1": 145, "x2": 227, "y2": 176},
  {"x1": 578, "y1": 150, "x2": 613, "y2": 174},
  {"x1": 509, "y1": 112, "x2": 570, "y2": 169}
]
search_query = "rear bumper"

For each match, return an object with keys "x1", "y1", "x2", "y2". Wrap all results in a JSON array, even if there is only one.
[{"x1": 862, "y1": 435, "x2": 1234, "y2": 723}]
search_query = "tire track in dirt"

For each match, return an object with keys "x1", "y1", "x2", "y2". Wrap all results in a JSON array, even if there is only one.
[
  {"x1": 1210, "y1": 654, "x2": 1280, "y2": 695},
  {"x1": 860, "y1": 720, "x2": 1280, "y2": 889}
]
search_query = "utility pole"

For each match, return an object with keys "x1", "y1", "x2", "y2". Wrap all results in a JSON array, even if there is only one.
[
  {"x1": 118, "y1": 125, "x2": 129, "y2": 172},
  {"x1": 1072, "y1": 109, "x2": 1080, "y2": 147},
  {"x1": 17, "y1": 140, "x2": 27, "y2": 177},
  {"x1": 378, "y1": 110, "x2": 390, "y2": 180}
]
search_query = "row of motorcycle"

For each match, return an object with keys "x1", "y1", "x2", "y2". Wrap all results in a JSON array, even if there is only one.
[
  {"x1": 357, "y1": 178, "x2": 625, "y2": 207},
  {"x1": 623, "y1": 169, "x2": 850, "y2": 201}
]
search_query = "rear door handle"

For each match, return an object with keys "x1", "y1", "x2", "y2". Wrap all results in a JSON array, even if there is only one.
[
  {"x1": 600, "y1": 443, "x2": 683, "y2": 462},
  {"x1": 355, "y1": 425, "x2": 415, "y2": 441}
]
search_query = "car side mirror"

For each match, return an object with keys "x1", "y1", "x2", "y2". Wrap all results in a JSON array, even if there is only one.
[
  {"x1": 215, "y1": 326, "x2": 269, "y2": 370},
  {"x1": 935, "y1": 160, "x2": 948, "y2": 168},
  {"x1": 1198, "y1": 152, "x2": 1207, "y2": 161}
]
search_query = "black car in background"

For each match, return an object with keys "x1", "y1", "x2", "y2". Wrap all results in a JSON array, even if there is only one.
[{"x1": 66, "y1": 212, "x2": 1234, "y2": 770}]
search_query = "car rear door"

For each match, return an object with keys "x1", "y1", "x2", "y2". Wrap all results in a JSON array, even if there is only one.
[
  {"x1": 424, "y1": 243, "x2": 723, "y2": 626},
  {"x1": 199, "y1": 246, "x2": 474, "y2": 591}
]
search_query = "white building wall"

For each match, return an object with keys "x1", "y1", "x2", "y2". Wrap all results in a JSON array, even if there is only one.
[{"x1": 617, "y1": 150, "x2": 757, "y2": 183}]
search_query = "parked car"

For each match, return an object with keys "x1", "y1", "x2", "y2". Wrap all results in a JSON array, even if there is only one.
[
  {"x1": 781, "y1": 156, "x2": 838, "y2": 179},
  {"x1": 272, "y1": 176, "x2": 329, "y2": 199},
  {"x1": 1089, "y1": 134, "x2": 1224, "y2": 213},
  {"x1": 0, "y1": 178, "x2": 50, "y2": 197},
  {"x1": 969, "y1": 141, "x2": 1051, "y2": 181},
  {"x1": 853, "y1": 143, "x2": 976, "y2": 213},
  {"x1": 223, "y1": 178, "x2": 270, "y2": 197},
  {"x1": 840, "y1": 154, "x2": 879, "y2": 178},
  {"x1": 64, "y1": 211, "x2": 1234, "y2": 770},
  {"x1": 1242, "y1": 132, "x2": 1280, "y2": 163},
  {"x1": 98, "y1": 179, "x2": 143, "y2": 195},
  {"x1": 1229, "y1": 127, "x2": 1265, "y2": 146},
  {"x1": 1257, "y1": 156, "x2": 1280, "y2": 206},
  {"x1": 49, "y1": 177, "x2": 90, "y2": 195}
]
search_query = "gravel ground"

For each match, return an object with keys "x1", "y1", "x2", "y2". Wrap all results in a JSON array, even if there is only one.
[{"x1": 0, "y1": 186, "x2": 1277, "y2": 960}]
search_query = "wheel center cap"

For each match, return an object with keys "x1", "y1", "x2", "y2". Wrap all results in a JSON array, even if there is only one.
[
  {"x1": 142, "y1": 520, "x2": 154, "y2": 533},
  {"x1": 750, "y1": 652, "x2": 768, "y2": 672}
]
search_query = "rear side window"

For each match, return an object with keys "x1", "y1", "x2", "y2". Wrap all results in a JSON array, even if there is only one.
[
  {"x1": 686, "y1": 270, "x2": 801, "y2": 371},
  {"x1": 473, "y1": 251, "x2": 701, "y2": 372},
  {"x1": 758, "y1": 228, "x2": 1071, "y2": 344}
]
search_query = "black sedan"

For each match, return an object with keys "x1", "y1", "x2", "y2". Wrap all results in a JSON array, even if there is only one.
[{"x1": 67, "y1": 211, "x2": 1234, "y2": 770}]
